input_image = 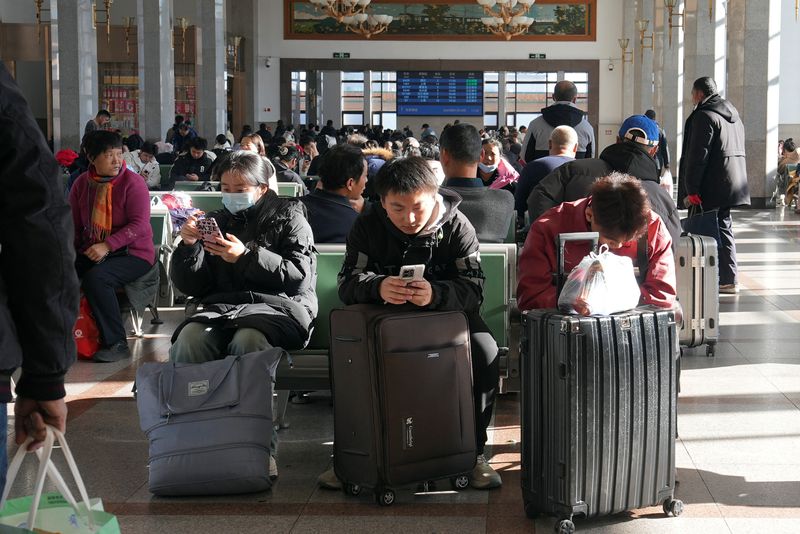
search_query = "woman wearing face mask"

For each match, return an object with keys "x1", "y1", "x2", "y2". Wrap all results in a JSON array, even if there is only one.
[
  {"x1": 478, "y1": 137, "x2": 519, "y2": 193},
  {"x1": 68, "y1": 130, "x2": 154, "y2": 362}
]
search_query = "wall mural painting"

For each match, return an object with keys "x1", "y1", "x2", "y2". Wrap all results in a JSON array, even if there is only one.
[{"x1": 284, "y1": 0, "x2": 595, "y2": 41}]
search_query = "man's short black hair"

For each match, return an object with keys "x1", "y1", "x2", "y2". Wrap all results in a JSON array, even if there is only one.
[
  {"x1": 692, "y1": 77, "x2": 717, "y2": 97},
  {"x1": 373, "y1": 156, "x2": 438, "y2": 198},
  {"x1": 83, "y1": 130, "x2": 122, "y2": 159},
  {"x1": 96, "y1": 109, "x2": 111, "y2": 119},
  {"x1": 553, "y1": 80, "x2": 578, "y2": 102},
  {"x1": 140, "y1": 141, "x2": 158, "y2": 156},
  {"x1": 188, "y1": 137, "x2": 207, "y2": 151},
  {"x1": 299, "y1": 135, "x2": 316, "y2": 148},
  {"x1": 174, "y1": 115, "x2": 184, "y2": 123},
  {"x1": 440, "y1": 123, "x2": 482, "y2": 164},
  {"x1": 326, "y1": 119, "x2": 334, "y2": 126},
  {"x1": 318, "y1": 143, "x2": 366, "y2": 190},
  {"x1": 259, "y1": 123, "x2": 267, "y2": 129},
  {"x1": 645, "y1": 109, "x2": 656, "y2": 120}
]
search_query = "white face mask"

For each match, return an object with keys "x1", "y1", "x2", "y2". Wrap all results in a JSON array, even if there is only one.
[
  {"x1": 478, "y1": 162, "x2": 498, "y2": 173},
  {"x1": 222, "y1": 191, "x2": 256, "y2": 214}
]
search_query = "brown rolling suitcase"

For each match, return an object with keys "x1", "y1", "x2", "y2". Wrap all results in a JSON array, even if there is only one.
[{"x1": 330, "y1": 304, "x2": 476, "y2": 505}]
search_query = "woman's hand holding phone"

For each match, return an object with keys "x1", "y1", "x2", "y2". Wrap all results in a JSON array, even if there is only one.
[
  {"x1": 203, "y1": 233, "x2": 246, "y2": 263},
  {"x1": 180, "y1": 213, "x2": 202, "y2": 246}
]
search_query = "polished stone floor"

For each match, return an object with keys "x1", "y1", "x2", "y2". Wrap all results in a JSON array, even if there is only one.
[{"x1": 5, "y1": 207, "x2": 800, "y2": 533}]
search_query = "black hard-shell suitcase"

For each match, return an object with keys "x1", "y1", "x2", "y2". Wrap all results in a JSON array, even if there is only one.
[
  {"x1": 520, "y1": 233, "x2": 683, "y2": 532},
  {"x1": 676, "y1": 234, "x2": 719, "y2": 356},
  {"x1": 330, "y1": 304, "x2": 476, "y2": 506}
]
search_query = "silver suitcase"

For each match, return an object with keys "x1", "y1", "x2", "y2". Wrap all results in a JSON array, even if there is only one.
[
  {"x1": 676, "y1": 234, "x2": 719, "y2": 356},
  {"x1": 136, "y1": 349, "x2": 283, "y2": 496}
]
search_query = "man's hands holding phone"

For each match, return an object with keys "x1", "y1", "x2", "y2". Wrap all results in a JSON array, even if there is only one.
[{"x1": 379, "y1": 264, "x2": 433, "y2": 307}]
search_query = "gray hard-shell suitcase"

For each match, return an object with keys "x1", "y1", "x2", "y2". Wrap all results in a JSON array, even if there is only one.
[
  {"x1": 136, "y1": 349, "x2": 283, "y2": 496},
  {"x1": 520, "y1": 233, "x2": 683, "y2": 532},
  {"x1": 330, "y1": 305, "x2": 476, "y2": 505},
  {"x1": 676, "y1": 234, "x2": 719, "y2": 356}
]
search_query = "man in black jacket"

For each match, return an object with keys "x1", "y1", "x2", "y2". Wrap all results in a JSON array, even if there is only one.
[
  {"x1": 300, "y1": 143, "x2": 367, "y2": 243},
  {"x1": 520, "y1": 80, "x2": 595, "y2": 162},
  {"x1": 528, "y1": 114, "x2": 681, "y2": 251},
  {"x1": 441, "y1": 124, "x2": 514, "y2": 243},
  {"x1": 0, "y1": 64, "x2": 78, "y2": 487},
  {"x1": 168, "y1": 136, "x2": 214, "y2": 188},
  {"x1": 338, "y1": 157, "x2": 502, "y2": 490},
  {"x1": 679, "y1": 77, "x2": 750, "y2": 293}
]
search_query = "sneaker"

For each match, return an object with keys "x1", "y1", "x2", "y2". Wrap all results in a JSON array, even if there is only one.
[
  {"x1": 470, "y1": 454, "x2": 502, "y2": 490},
  {"x1": 269, "y1": 455, "x2": 278, "y2": 480},
  {"x1": 93, "y1": 341, "x2": 130, "y2": 363},
  {"x1": 317, "y1": 466, "x2": 342, "y2": 490},
  {"x1": 719, "y1": 283, "x2": 739, "y2": 295}
]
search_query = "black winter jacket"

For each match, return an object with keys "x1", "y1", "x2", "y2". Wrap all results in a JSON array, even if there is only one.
[
  {"x1": 338, "y1": 188, "x2": 485, "y2": 313},
  {"x1": 678, "y1": 94, "x2": 750, "y2": 209},
  {"x1": 170, "y1": 194, "x2": 317, "y2": 350},
  {"x1": 528, "y1": 142, "x2": 682, "y2": 250},
  {"x1": 0, "y1": 64, "x2": 78, "y2": 401}
]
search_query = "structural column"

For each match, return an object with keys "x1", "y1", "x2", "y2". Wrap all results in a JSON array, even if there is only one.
[
  {"x1": 682, "y1": 0, "x2": 726, "y2": 119},
  {"x1": 196, "y1": 0, "x2": 226, "y2": 140},
  {"x1": 634, "y1": 0, "x2": 655, "y2": 113},
  {"x1": 321, "y1": 70, "x2": 342, "y2": 127},
  {"x1": 726, "y1": 0, "x2": 781, "y2": 207},
  {"x1": 50, "y1": 0, "x2": 98, "y2": 150},
  {"x1": 621, "y1": 0, "x2": 637, "y2": 118},
  {"x1": 659, "y1": 0, "x2": 686, "y2": 170},
  {"x1": 137, "y1": 0, "x2": 175, "y2": 142},
  {"x1": 306, "y1": 70, "x2": 322, "y2": 127}
]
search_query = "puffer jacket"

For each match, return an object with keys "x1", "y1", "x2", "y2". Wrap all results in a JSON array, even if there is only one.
[
  {"x1": 527, "y1": 142, "x2": 682, "y2": 250},
  {"x1": 338, "y1": 188, "x2": 485, "y2": 313},
  {"x1": 678, "y1": 94, "x2": 750, "y2": 209},
  {"x1": 170, "y1": 194, "x2": 317, "y2": 350}
]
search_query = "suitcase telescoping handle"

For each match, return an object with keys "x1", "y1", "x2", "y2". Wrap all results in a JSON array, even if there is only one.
[{"x1": 553, "y1": 232, "x2": 600, "y2": 296}]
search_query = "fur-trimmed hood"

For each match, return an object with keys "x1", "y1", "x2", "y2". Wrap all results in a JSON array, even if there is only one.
[{"x1": 363, "y1": 147, "x2": 395, "y2": 161}]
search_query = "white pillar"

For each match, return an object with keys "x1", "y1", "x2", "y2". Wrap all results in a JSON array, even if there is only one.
[
  {"x1": 137, "y1": 0, "x2": 175, "y2": 141},
  {"x1": 634, "y1": 0, "x2": 655, "y2": 113},
  {"x1": 196, "y1": 0, "x2": 226, "y2": 140},
  {"x1": 50, "y1": 0, "x2": 98, "y2": 150}
]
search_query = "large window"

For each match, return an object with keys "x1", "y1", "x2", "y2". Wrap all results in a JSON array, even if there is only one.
[
  {"x1": 371, "y1": 71, "x2": 397, "y2": 130},
  {"x1": 342, "y1": 71, "x2": 365, "y2": 126},
  {"x1": 505, "y1": 71, "x2": 590, "y2": 128},
  {"x1": 290, "y1": 71, "x2": 307, "y2": 126},
  {"x1": 483, "y1": 72, "x2": 499, "y2": 127}
]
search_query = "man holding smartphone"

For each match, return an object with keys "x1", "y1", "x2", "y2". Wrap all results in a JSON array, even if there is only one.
[{"x1": 336, "y1": 156, "x2": 502, "y2": 490}]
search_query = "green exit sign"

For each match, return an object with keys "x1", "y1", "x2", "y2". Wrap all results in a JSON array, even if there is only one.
[{"x1": 333, "y1": 52, "x2": 351, "y2": 59}]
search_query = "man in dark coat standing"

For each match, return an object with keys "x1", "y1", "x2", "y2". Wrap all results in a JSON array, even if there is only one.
[
  {"x1": 679, "y1": 77, "x2": 750, "y2": 294},
  {"x1": 0, "y1": 64, "x2": 78, "y2": 490}
]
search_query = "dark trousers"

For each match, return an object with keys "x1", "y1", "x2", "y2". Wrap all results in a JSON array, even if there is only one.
[
  {"x1": 468, "y1": 312, "x2": 500, "y2": 455},
  {"x1": 717, "y1": 207, "x2": 738, "y2": 285},
  {"x1": 76, "y1": 254, "x2": 151, "y2": 347}
]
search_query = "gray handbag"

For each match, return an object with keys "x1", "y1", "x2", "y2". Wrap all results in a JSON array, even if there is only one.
[{"x1": 136, "y1": 349, "x2": 283, "y2": 496}]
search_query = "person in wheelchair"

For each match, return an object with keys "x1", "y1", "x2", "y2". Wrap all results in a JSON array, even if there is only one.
[{"x1": 68, "y1": 130, "x2": 154, "y2": 363}]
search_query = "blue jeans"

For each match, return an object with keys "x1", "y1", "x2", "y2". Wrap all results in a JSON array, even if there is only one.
[{"x1": 1, "y1": 404, "x2": 7, "y2": 496}]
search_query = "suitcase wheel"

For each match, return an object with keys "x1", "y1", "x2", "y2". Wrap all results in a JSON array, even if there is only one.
[
  {"x1": 554, "y1": 519, "x2": 575, "y2": 534},
  {"x1": 663, "y1": 498, "x2": 684, "y2": 517},
  {"x1": 375, "y1": 488, "x2": 395, "y2": 506},
  {"x1": 451, "y1": 475, "x2": 470, "y2": 490},
  {"x1": 344, "y1": 483, "x2": 361, "y2": 496}
]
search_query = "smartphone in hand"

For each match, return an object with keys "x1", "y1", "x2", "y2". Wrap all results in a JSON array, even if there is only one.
[
  {"x1": 197, "y1": 217, "x2": 223, "y2": 242},
  {"x1": 399, "y1": 264, "x2": 426, "y2": 283}
]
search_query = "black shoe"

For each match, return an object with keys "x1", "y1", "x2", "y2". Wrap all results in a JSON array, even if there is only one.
[{"x1": 93, "y1": 341, "x2": 130, "y2": 363}]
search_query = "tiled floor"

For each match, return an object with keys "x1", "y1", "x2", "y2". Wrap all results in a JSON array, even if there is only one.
[{"x1": 5, "y1": 207, "x2": 800, "y2": 533}]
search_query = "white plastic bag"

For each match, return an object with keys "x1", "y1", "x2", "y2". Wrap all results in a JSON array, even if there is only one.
[
  {"x1": 660, "y1": 167, "x2": 673, "y2": 198},
  {"x1": 558, "y1": 245, "x2": 641, "y2": 316}
]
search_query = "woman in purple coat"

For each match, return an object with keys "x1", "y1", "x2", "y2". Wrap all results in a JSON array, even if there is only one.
[{"x1": 69, "y1": 130, "x2": 154, "y2": 362}]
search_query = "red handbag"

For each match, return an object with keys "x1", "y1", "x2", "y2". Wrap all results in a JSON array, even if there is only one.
[{"x1": 74, "y1": 296, "x2": 100, "y2": 359}]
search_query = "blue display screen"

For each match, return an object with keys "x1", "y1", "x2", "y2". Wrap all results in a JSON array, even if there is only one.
[{"x1": 397, "y1": 71, "x2": 484, "y2": 117}]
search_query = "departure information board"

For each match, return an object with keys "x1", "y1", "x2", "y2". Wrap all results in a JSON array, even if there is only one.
[{"x1": 397, "y1": 71, "x2": 483, "y2": 116}]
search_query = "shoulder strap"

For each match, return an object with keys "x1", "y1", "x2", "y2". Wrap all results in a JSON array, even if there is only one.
[{"x1": 635, "y1": 235, "x2": 648, "y2": 284}]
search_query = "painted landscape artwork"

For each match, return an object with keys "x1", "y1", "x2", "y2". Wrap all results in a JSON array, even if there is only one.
[{"x1": 285, "y1": 1, "x2": 595, "y2": 41}]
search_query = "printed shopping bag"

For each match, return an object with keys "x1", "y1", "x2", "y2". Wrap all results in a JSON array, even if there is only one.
[{"x1": 0, "y1": 425, "x2": 121, "y2": 533}]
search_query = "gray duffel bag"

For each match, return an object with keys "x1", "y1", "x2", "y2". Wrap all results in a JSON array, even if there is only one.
[{"x1": 136, "y1": 349, "x2": 283, "y2": 496}]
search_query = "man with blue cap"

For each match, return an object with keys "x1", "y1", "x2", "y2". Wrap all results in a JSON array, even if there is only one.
[{"x1": 525, "y1": 114, "x2": 681, "y2": 250}]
